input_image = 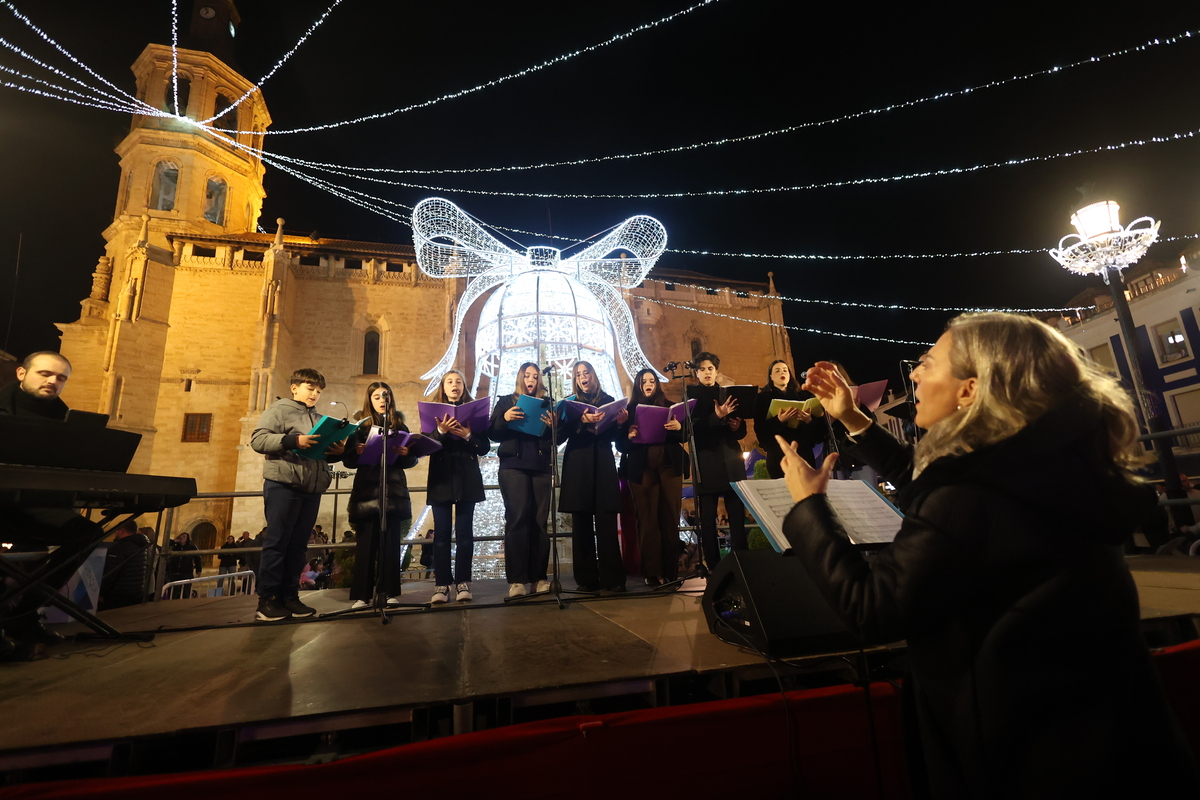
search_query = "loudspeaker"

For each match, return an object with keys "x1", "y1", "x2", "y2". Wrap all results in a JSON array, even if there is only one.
[{"x1": 702, "y1": 549, "x2": 861, "y2": 657}]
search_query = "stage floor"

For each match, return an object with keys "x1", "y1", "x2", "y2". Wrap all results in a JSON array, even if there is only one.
[{"x1": 2, "y1": 556, "x2": 1199, "y2": 779}]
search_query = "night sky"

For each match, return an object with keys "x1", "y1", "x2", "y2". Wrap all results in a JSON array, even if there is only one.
[{"x1": 2, "y1": 0, "x2": 1199, "y2": 389}]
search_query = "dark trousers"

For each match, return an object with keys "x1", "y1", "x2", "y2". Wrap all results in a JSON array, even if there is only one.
[
  {"x1": 498, "y1": 468, "x2": 551, "y2": 584},
  {"x1": 629, "y1": 452, "x2": 682, "y2": 581},
  {"x1": 431, "y1": 501, "x2": 476, "y2": 586},
  {"x1": 260, "y1": 480, "x2": 322, "y2": 599},
  {"x1": 698, "y1": 490, "x2": 747, "y2": 570},
  {"x1": 571, "y1": 513, "x2": 624, "y2": 589},
  {"x1": 350, "y1": 508, "x2": 408, "y2": 601}
]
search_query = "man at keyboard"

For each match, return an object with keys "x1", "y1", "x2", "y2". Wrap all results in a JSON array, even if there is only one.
[
  {"x1": 1, "y1": 351, "x2": 102, "y2": 659},
  {"x1": 0, "y1": 351, "x2": 71, "y2": 420}
]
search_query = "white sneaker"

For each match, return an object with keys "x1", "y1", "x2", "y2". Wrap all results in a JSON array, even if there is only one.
[
  {"x1": 455, "y1": 582, "x2": 472, "y2": 602},
  {"x1": 386, "y1": 596, "x2": 402, "y2": 606},
  {"x1": 508, "y1": 582, "x2": 528, "y2": 598},
  {"x1": 350, "y1": 599, "x2": 369, "y2": 610},
  {"x1": 535, "y1": 580, "x2": 551, "y2": 593},
  {"x1": 431, "y1": 585, "x2": 450, "y2": 604}
]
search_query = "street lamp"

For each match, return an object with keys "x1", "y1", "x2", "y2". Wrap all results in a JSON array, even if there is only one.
[{"x1": 1049, "y1": 200, "x2": 1186, "y2": 521}]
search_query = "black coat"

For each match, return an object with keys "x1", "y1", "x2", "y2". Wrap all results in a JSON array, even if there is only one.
[
  {"x1": 0, "y1": 380, "x2": 68, "y2": 419},
  {"x1": 685, "y1": 384, "x2": 747, "y2": 495},
  {"x1": 426, "y1": 406, "x2": 490, "y2": 505},
  {"x1": 616, "y1": 400, "x2": 689, "y2": 483},
  {"x1": 167, "y1": 541, "x2": 201, "y2": 579},
  {"x1": 754, "y1": 385, "x2": 827, "y2": 470},
  {"x1": 558, "y1": 392, "x2": 622, "y2": 514},
  {"x1": 342, "y1": 422, "x2": 419, "y2": 522},
  {"x1": 783, "y1": 399, "x2": 1199, "y2": 798},
  {"x1": 488, "y1": 394, "x2": 553, "y2": 473}
]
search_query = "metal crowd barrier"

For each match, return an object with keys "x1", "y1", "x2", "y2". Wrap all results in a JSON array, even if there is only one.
[{"x1": 161, "y1": 570, "x2": 256, "y2": 600}]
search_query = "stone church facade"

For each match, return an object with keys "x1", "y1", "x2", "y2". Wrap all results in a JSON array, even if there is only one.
[{"x1": 55, "y1": 10, "x2": 792, "y2": 549}]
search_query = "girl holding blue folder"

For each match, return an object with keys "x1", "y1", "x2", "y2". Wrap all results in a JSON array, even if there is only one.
[
  {"x1": 488, "y1": 363, "x2": 555, "y2": 598},
  {"x1": 425, "y1": 370, "x2": 489, "y2": 604},
  {"x1": 342, "y1": 382, "x2": 417, "y2": 609},
  {"x1": 617, "y1": 369, "x2": 686, "y2": 586},
  {"x1": 560, "y1": 361, "x2": 628, "y2": 592}
]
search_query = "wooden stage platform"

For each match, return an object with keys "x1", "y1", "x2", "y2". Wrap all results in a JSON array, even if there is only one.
[{"x1": 2, "y1": 556, "x2": 1199, "y2": 784}]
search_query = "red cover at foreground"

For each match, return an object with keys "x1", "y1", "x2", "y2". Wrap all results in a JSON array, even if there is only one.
[
  {"x1": 0, "y1": 683, "x2": 911, "y2": 800},
  {"x1": 6, "y1": 639, "x2": 1200, "y2": 800}
]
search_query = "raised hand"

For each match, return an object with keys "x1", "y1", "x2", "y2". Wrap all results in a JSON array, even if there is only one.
[
  {"x1": 777, "y1": 435, "x2": 838, "y2": 504},
  {"x1": 802, "y1": 362, "x2": 871, "y2": 429}
]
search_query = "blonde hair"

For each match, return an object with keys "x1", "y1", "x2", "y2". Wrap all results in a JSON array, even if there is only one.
[{"x1": 914, "y1": 312, "x2": 1140, "y2": 476}]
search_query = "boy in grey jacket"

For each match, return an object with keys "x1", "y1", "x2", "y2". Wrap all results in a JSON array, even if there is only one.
[{"x1": 250, "y1": 368, "x2": 345, "y2": 621}]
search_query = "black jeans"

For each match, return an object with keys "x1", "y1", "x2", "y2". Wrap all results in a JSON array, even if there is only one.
[
  {"x1": 498, "y1": 468, "x2": 551, "y2": 584},
  {"x1": 431, "y1": 501, "x2": 476, "y2": 586},
  {"x1": 350, "y1": 508, "x2": 408, "y2": 601},
  {"x1": 698, "y1": 490, "x2": 746, "y2": 570},
  {"x1": 259, "y1": 480, "x2": 322, "y2": 599}
]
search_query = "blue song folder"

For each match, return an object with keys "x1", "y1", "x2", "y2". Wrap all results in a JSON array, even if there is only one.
[{"x1": 509, "y1": 394, "x2": 550, "y2": 436}]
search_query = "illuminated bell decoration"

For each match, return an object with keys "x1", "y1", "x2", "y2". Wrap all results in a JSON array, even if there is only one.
[
  {"x1": 1049, "y1": 200, "x2": 1159, "y2": 277},
  {"x1": 412, "y1": 198, "x2": 667, "y2": 397}
]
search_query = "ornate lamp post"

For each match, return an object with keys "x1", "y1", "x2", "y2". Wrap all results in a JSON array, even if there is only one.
[{"x1": 1049, "y1": 201, "x2": 1186, "y2": 521}]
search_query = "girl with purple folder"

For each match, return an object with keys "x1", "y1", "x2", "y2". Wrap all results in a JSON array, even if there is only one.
[
  {"x1": 342, "y1": 382, "x2": 417, "y2": 609},
  {"x1": 488, "y1": 362, "x2": 556, "y2": 598},
  {"x1": 616, "y1": 369, "x2": 687, "y2": 586},
  {"x1": 559, "y1": 361, "x2": 629, "y2": 592},
  {"x1": 425, "y1": 370, "x2": 490, "y2": 605}
]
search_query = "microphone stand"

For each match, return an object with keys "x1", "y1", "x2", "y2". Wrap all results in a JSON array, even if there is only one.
[
  {"x1": 507, "y1": 363, "x2": 597, "y2": 609},
  {"x1": 323, "y1": 395, "x2": 427, "y2": 622}
]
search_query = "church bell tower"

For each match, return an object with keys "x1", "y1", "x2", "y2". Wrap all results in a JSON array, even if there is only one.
[{"x1": 57, "y1": 0, "x2": 270, "y2": 472}]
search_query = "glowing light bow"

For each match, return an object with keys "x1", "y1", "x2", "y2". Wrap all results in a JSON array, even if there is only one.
[{"x1": 413, "y1": 198, "x2": 668, "y2": 397}]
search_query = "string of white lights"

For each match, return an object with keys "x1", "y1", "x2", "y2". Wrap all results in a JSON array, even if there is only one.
[
  {"x1": 641, "y1": 279, "x2": 1090, "y2": 313},
  {"x1": 1, "y1": 1, "x2": 159, "y2": 116},
  {"x1": 665, "y1": 233, "x2": 1200, "y2": 261},
  {"x1": 268, "y1": 28, "x2": 1200, "y2": 176},
  {"x1": 170, "y1": 0, "x2": 180, "y2": 116},
  {"x1": 237, "y1": 0, "x2": 723, "y2": 136},
  {"x1": 0, "y1": 36, "x2": 147, "y2": 113},
  {"x1": 194, "y1": 0, "x2": 346, "y2": 125},
  {"x1": 261, "y1": 154, "x2": 412, "y2": 226},
  {"x1": 341, "y1": 127, "x2": 1200, "y2": 200},
  {"x1": 0, "y1": 62, "x2": 145, "y2": 113},
  {"x1": 645, "y1": 297, "x2": 933, "y2": 347}
]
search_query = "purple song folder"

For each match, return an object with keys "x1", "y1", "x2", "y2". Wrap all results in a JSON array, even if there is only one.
[
  {"x1": 631, "y1": 399, "x2": 696, "y2": 444},
  {"x1": 417, "y1": 397, "x2": 490, "y2": 435},
  {"x1": 632, "y1": 405, "x2": 670, "y2": 444},
  {"x1": 360, "y1": 429, "x2": 443, "y2": 464},
  {"x1": 560, "y1": 397, "x2": 628, "y2": 435}
]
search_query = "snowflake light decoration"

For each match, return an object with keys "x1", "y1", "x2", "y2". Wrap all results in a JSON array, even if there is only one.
[{"x1": 413, "y1": 198, "x2": 668, "y2": 398}]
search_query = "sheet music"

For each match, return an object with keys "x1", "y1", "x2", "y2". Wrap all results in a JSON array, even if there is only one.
[
  {"x1": 825, "y1": 480, "x2": 903, "y2": 544},
  {"x1": 732, "y1": 478, "x2": 903, "y2": 552}
]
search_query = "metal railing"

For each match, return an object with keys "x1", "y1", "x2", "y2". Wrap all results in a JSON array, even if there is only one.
[{"x1": 161, "y1": 570, "x2": 256, "y2": 600}]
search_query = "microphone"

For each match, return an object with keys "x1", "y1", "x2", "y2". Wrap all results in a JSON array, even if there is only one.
[
  {"x1": 664, "y1": 361, "x2": 680, "y2": 372},
  {"x1": 542, "y1": 364, "x2": 556, "y2": 374}
]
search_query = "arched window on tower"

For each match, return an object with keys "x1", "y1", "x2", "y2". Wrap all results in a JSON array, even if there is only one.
[
  {"x1": 362, "y1": 329, "x2": 381, "y2": 375},
  {"x1": 204, "y1": 176, "x2": 227, "y2": 225},
  {"x1": 149, "y1": 161, "x2": 179, "y2": 211},
  {"x1": 168, "y1": 77, "x2": 190, "y2": 116},
  {"x1": 212, "y1": 92, "x2": 237, "y2": 131},
  {"x1": 690, "y1": 338, "x2": 703, "y2": 360}
]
